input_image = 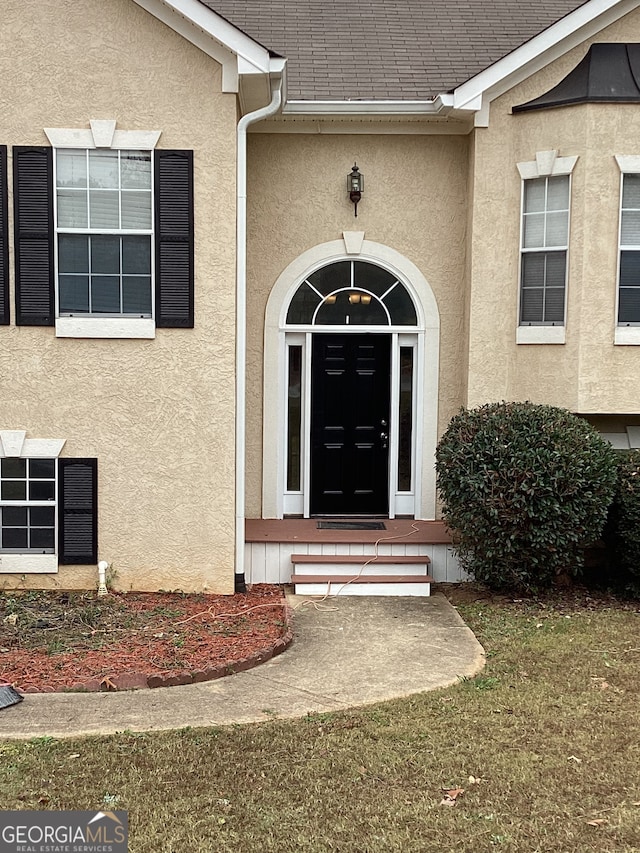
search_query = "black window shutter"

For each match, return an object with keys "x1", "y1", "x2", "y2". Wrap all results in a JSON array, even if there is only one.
[
  {"x1": 59, "y1": 458, "x2": 98, "y2": 565},
  {"x1": 13, "y1": 146, "x2": 54, "y2": 326},
  {"x1": 154, "y1": 149, "x2": 194, "y2": 328},
  {"x1": 0, "y1": 147, "x2": 9, "y2": 325}
]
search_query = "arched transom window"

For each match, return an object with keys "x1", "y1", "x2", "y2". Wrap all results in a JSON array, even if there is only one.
[{"x1": 286, "y1": 260, "x2": 418, "y2": 326}]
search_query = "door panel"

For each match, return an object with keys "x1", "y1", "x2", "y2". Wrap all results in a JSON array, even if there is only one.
[{"x1": 311, "y1": 334, "x2": 390, "y2": 515}]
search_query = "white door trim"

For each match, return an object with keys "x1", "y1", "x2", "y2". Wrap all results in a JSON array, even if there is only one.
[{"x1": 262, "y1": 236, "x2": 440, "y2": 519}]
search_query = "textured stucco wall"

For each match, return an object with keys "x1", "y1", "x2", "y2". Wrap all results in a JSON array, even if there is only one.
[
  {"x1": 245, "y1": 132, "x2": 469, "y2": 517},
  {"x1": 0, "y1": 0, "x2": 237, "y2": 592},
  {"x1": 467, "y1": 7, "x2": 640, "y2": 413}
]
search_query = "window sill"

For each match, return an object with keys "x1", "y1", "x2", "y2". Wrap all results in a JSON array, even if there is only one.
[
  {"x1": 55, "y1": 318, "x2": 156, "y2": 339},
  {"x1": 516, "y1": 326, "x2": 565, "y2": 345},
  {"x1": 0, "y1": 553, "x2": 58, "y2": 573},
  {"x1": 615, "y1": 327, "x2": 640, "y2": 345}
]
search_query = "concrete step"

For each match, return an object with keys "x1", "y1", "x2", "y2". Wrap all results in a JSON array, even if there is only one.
[{"x1": 290, "y1": 554, "x2": 431, "y2": 577}]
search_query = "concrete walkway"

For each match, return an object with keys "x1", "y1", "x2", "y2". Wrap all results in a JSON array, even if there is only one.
[{"x1": 0, "y1": 593, "x2": 485, "y2": 740}]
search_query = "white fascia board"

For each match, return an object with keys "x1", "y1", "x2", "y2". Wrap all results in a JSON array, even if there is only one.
[
  {"x1": 131, "y1": 0, "x2": 275, "y2": 91},
  {"x1": 453, "y1": 0, "x2": 640, "y2": 110},
  {"x1": 283, "y1": 95, "x2": 453, "y2": 117}
]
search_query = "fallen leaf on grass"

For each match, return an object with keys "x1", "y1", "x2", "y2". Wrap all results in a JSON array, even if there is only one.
[
  {"x1": 440, "y1": 788, "x2": 464, "y2": 806},
  {"x1": 100, "y1": 676, "x2": 117, "y2": 691},
  {"x1": 586, "y1": 819, "x2": 608, "y2": 827},
  {"x1": 567, "y1": 755, "x2": 582, "y2": 763},
  {"x1": 468, "y1": 776, "x2": 485, "y2": 785}
]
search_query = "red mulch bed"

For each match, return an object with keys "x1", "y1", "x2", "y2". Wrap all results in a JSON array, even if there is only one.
[{"x1": 0, "y1": 585, "x2": 289, "y2": 693}]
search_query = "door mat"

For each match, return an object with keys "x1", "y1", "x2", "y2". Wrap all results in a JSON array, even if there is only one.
[{"x1": 317, "y1": 521, "x2": 386, "y2": 530}]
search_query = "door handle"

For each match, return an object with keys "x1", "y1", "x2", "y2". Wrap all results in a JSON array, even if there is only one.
[{"x1": 380, "y1": 431, "x2": 388, "y2": 449}]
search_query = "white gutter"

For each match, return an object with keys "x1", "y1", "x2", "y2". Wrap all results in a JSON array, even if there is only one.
[
  {"x1": 235, "y1": 69, "x2": 284, "y2": 588},
  {"x1": 283, "y1": 94, "x2": 455, "y2": 115}
]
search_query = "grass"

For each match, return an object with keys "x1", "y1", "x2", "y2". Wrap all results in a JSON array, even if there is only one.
[{"x1": 2, "y1": 590, "x2": 640, "y2": 851}]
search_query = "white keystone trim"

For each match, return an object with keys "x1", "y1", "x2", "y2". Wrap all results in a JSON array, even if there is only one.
[
  {"x1": 0, "y1": 431, "x2": 66, "y2": 458},
  {"x1": 343, "y1": 231, "x2": 365, "y2": 254},
  {"x1": 517, "y1": 151, "x2": 578, "y2": 179},
  {"x1": 45, "y1": 123, "x2": 161, "y2": 150},
  {"x1": 55, "y1": 318, "x2": 156, "y2": 339}
]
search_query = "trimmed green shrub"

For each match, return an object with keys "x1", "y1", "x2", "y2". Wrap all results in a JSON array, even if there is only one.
[
  {"x1": 604, "y1": 450, "x2": 640, "y2": 583},
  {"x1": 435, "y1": 402, "x2": 618, "y2": 593}
]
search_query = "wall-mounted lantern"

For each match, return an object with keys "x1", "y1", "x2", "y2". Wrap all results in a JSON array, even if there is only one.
[{"x1": 348, "y1": 163, "x2": 364, "y2": 217}]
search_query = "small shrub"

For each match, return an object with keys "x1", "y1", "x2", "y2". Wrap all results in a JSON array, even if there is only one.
[
  {"x1": 604, "y1": 450, "x2": 640, "y2": 584},
  {"x1": 435, "y1": 402, "x2": 618, "y2": 593}
]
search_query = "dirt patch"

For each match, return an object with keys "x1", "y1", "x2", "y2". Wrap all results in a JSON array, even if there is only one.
[
  {"x1": 0, "y1": 585, "x2": 290, "y2": 693},
  {"x1": 438, "y1": 580, "x2": 640, "y2": 613}
]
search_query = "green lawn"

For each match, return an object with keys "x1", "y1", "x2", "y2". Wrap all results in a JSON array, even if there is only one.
[{"x1": 2, "y1": 591, "x2": 640, "y2": 852}]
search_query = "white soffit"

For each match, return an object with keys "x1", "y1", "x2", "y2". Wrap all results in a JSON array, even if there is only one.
[
  {"x1": 131, "y1": 0, "x2": 279, "y2": 92},
  {"x1": 453, "y1": 0, "x2": 640, "y2": 112}
]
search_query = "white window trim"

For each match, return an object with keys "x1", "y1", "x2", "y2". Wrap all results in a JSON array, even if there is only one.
[
  {"x1": 516, "y1": 150, "x2": 577, "y2": 344},
  {"x1": 614, "y1": 156, "x2": 640, "y2": 344},
  {"x1": 0, "y1": 430, "x2": 65, "y2": 574},
  {"x1": 45, "y1": 120, "x2": 161, "y2": 340}
]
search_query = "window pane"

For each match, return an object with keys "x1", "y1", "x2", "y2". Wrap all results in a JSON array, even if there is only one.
[
  {"x1": 353, "y1": 262, "x2": 398, "y2": 297},
  {"x1": 287, "y1": 346, "x2": 302, "y2": 491},
  {"x1": 121, "y1": 191, "x2": 152, "y2": 229},
  {"x1": 57, "y1": 189, "x2": 88, "y2": 228},
  {"x1": 307, "y1": 261, "x2": 350, "y2": 296},
  {"x1": 544, "y1": 287, "x2": 565, "y2": 323},
  {"x1": 1, "y1": 482, "x2": 26, "y2": 500},
  {"x1": 523, "y1": 212, "x2": 545, "y2": 248},
  {"x1": 545, "y1": 211, "x2": 568, "y2": 247},
  {"x1": 2, "y1": 458, "x2": 26, "y2": 478},
  {"x1": 31, "y1": 528, "x2": 55, "y2": 550},
  {"x1": 520, "y1": 287, "x2": 544, "y2": 323},
  {"x1": 524, "y1": 178, "x2": 546, "y2": 213},
  {"x1": 3, "y1": 507, "x2": 27, "y2": 526},
  {"x1": 59, "y1": 275, "x2": 89, "y2": 312},
  {"x1": 620, "y1": 251, "x2": 640, "y2": 287},
  {"x1": 29, "y1": 481, "x2": 55, "y2": 501},
  {"x1": 91, "y1": 236, "x2": 120, "y2": 274},
  {"x1": 545, "y1": 251, "x2": 566, "y2": 287},
  {"x1": 547, "y1": 175, "x2": 570, "y2": 210},
  {"x1": 122, "y1": 236, "x2": 151, "y2": 274},
  {"x1": 121, "y1": 151, "x2": 152, "y2": 189},
  {"x1": 58, "y1": 235, "x2": 88, "y2": 273},
  {"x1": 348, "y1": 296, "x2": 389, "y2": 325},
  {"x1": 91, "y1": 276, "x2": 121, "y2": 313},
  {"x1": 398, "y1": 348, "x2": 413, "y2": 491},
  {"x1": 122, "y1": 277, "x2": 152, "y2": 314},
  {"x1": 286, "y1": 282, "x2": 320, "y2": 324},
  {"x1": 57, "y1": 150, "x2": 87, "y2": 188},
  {"x1": 384, "y1": 284, "x2": 418, "y2": 325},
  {"x1": 30, "y1": 506, "x2": 55, "y2": 526},
  {"x1": 621, "y1": 210, "x2": 640, "y2": 246},
  {"x1": 622, "y1": 174, "x2": 640, "y2": 209},
  {"x1": 521, "y1": 253, "x2": 545, "y2": 287},
  {"x1": 29, "y1": 459, "x2": 55, "y2": 479},
  {"x1": 619, "y1": 287, "x2": 640, "y2": 323},
  {"x1": 89, "y1": 150, "x2": 119, "y2": 189},
  {"x1": 3, "y1": 528, "x2": 28, "y2": 549},
  {"x1": 89, "y1": 190, "x2": 120, "y2": 228}
]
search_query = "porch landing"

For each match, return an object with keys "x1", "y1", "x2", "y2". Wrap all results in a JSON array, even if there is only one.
[{"x1": 245, "y1": 518, "x2": 467, "y2": 588}]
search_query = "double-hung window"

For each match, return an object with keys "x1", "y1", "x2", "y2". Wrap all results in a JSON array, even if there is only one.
[
  {"x1": 618, "y1": 173, "x2": 640, "y2": 325},
  {"x1": 12, "y1": 120, "x2": 194, "y2": 337},
  {"x1": 0, "y1": 458, "x2": 56, "y2": 553},
  {"x1": 519, "y1": 175, "x2": 570, "y2": 326},
  {"x1": 516, "y1": 151, "x2": 577, "y2": 344},
  {"x1": 56, "y1": 149, "x2": 152, "y2": 318}
]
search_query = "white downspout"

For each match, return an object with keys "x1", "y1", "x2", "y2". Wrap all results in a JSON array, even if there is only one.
[{"x1": 235, "y1": 74, "x2": 283, "y2": 590}]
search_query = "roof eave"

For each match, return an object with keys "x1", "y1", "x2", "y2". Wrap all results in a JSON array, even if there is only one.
[{"x1": 282, "y1": 95, "x2": 456, "y2": 117}]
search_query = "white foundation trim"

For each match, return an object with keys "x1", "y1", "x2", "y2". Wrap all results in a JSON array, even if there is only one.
[
  {"x1": 55, "y1": 318, "x2": 156, "y2": 339},
  {"x1": 516, "y1": 326, "x2": 566, "y2": 344},
  {"x1": 263, "y1": 239, "x2": 440, "y2": 520}
]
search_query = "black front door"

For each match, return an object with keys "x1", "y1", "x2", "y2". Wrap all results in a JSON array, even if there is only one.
[{"x1": 311, "y1": 334, "x2": 390, "y2": 515}]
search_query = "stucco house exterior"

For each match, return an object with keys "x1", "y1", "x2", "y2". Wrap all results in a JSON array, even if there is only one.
[{"x1": 2, "y1": 0, "x2": 640, "y2": 595}]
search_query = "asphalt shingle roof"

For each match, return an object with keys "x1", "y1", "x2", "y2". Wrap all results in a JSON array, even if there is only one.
[{"x1": 204, "y1": 0, "x2": 589, "y2": 100}]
